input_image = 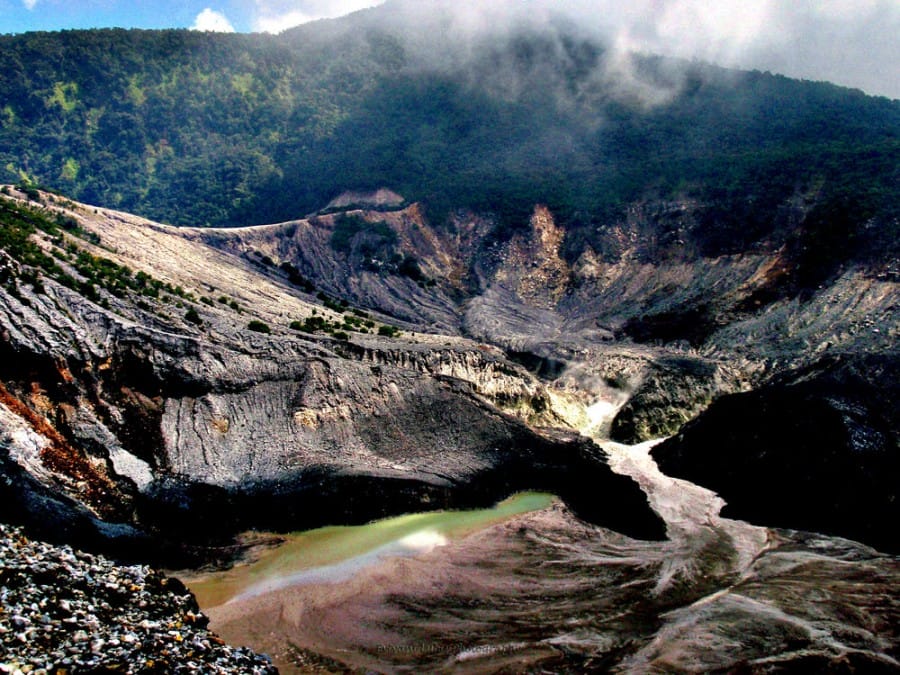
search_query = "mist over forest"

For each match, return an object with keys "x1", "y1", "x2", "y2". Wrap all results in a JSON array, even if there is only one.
[{"x1": 1, "y1": 2, "x2": 897, "y2": 245}]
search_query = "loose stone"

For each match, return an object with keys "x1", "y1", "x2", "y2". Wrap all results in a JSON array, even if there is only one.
[{"x1": 0, "y1": 524, "x2": 276, "y2": 674}]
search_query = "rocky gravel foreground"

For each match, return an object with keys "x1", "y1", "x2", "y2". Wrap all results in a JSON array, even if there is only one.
[{"x1": 0, "y1": 524, "x2": 277, "y2": 674}]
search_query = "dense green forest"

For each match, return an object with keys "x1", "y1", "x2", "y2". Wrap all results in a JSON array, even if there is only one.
[{"x1": 1, "y1": 12, "x2": 898, "y2": 248}]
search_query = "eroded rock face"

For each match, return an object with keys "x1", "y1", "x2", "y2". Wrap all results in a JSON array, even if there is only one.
[
  {"x1": 183, "y1": 195, "x2": 897, "y2": 452},
  {"x1": 609, "y1": 354, "x2": 752, "y2": 444},
  {"x1": 1, "y1": 187, "x2": 897, "y2": 562},
  {"x1": 325, "y1": 188, "x2": 406, "y2": 211},
  {"x1": 653, "y1": 355, "x2": 900, "y2": 553},
  {"x1": 492, "y1": 205, "x2": 570, "y2": 309},
  {"x1": 0, "y1": 192, "x2": 664, "y2": 562}
]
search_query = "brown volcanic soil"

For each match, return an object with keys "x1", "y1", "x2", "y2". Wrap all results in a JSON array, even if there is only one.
[
  {"x1": 203, "y1": 499, "x2": 900, "y2": 673},
  {"x1": 205, "y1": 504, "x2": 663, "y2": 673}
]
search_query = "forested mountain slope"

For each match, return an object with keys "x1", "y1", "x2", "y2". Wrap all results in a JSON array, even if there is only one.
[{"x1": 1, "y1": 5, "x2": 897, "y2": 244}]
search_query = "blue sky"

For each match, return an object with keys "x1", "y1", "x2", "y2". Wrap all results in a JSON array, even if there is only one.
[
  {"x1": 1, "y1": 0, "x2": 897, "y2": 98},
  {"x1": 0, "y1": 1, "x2": 384, "y2": 34}
]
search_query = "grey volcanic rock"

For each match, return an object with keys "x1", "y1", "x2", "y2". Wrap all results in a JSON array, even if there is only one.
[
  {"x1": 653, "y1": 354, "x2": 900, "y2": 553},
  {"x1": 185, "y1": 196, "x2": 898, "y2": 453},
  {"x1": 609, "y1": 354, "x2": 751, "y2": 444},
  {"x1": 154, "y1": 339, "x2": 565, "y2": 490},
  {"x1": 0, "y1": 524, "x2": 276, "y2": 673},
  {"x1": 1, "y1": 187, "x2": 897, "y2": 558},
  {"x1": 0, "y1": 191, "x2": 664, "y2": 560},
  {"x1": 325, "y1": 188, "x2": 406, "y2": 211},
  {"x1": 184, "y1": 210, "x2": 465, "y2": 331}
]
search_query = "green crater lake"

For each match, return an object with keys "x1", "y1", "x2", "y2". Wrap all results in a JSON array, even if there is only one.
[{"x1": 183, "y1": 492, "x2": 556, "y2": 609}]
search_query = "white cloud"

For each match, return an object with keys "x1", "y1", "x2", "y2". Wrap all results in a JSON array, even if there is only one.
[
  {"x1": 238, "y1": 0, "x2": 899, "y2": 97},
  {"x1": 191, "y1": 8, "x2": 236, "y2": 33},
  {"x1": 253, "y1": 0, "x2": 385, "y2": 33},
  {"x1": 381, "y1": 0, "x2": 900, "y2": 99},
  {"x1": 22, "y1": 0, "x2": 38, "y2": 10},
  {"x1": 601, "y1": 0, "x2": 900, "y2": 98},
  {"x1": 255, "y1": 10, "x2": 315, "y2": 33}
]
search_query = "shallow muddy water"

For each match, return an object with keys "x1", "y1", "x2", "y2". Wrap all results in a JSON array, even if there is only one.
[
  {"x1": 176, "y1": 399, "x2": 898, "y2": 673},
  {"x1": 182, "y1": 491, "x2": 556, "y2": 610}
]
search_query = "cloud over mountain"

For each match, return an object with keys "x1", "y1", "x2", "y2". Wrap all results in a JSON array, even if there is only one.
[
  {"x1": 191, "y1": 8, "x2": 236, "y2": 33},
  {"x1": 253, "y1": 0, "x2": 385, "y2": 32},
  {"x1": 374, "y1": 0, "x2": 899, "y2": 98}
]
